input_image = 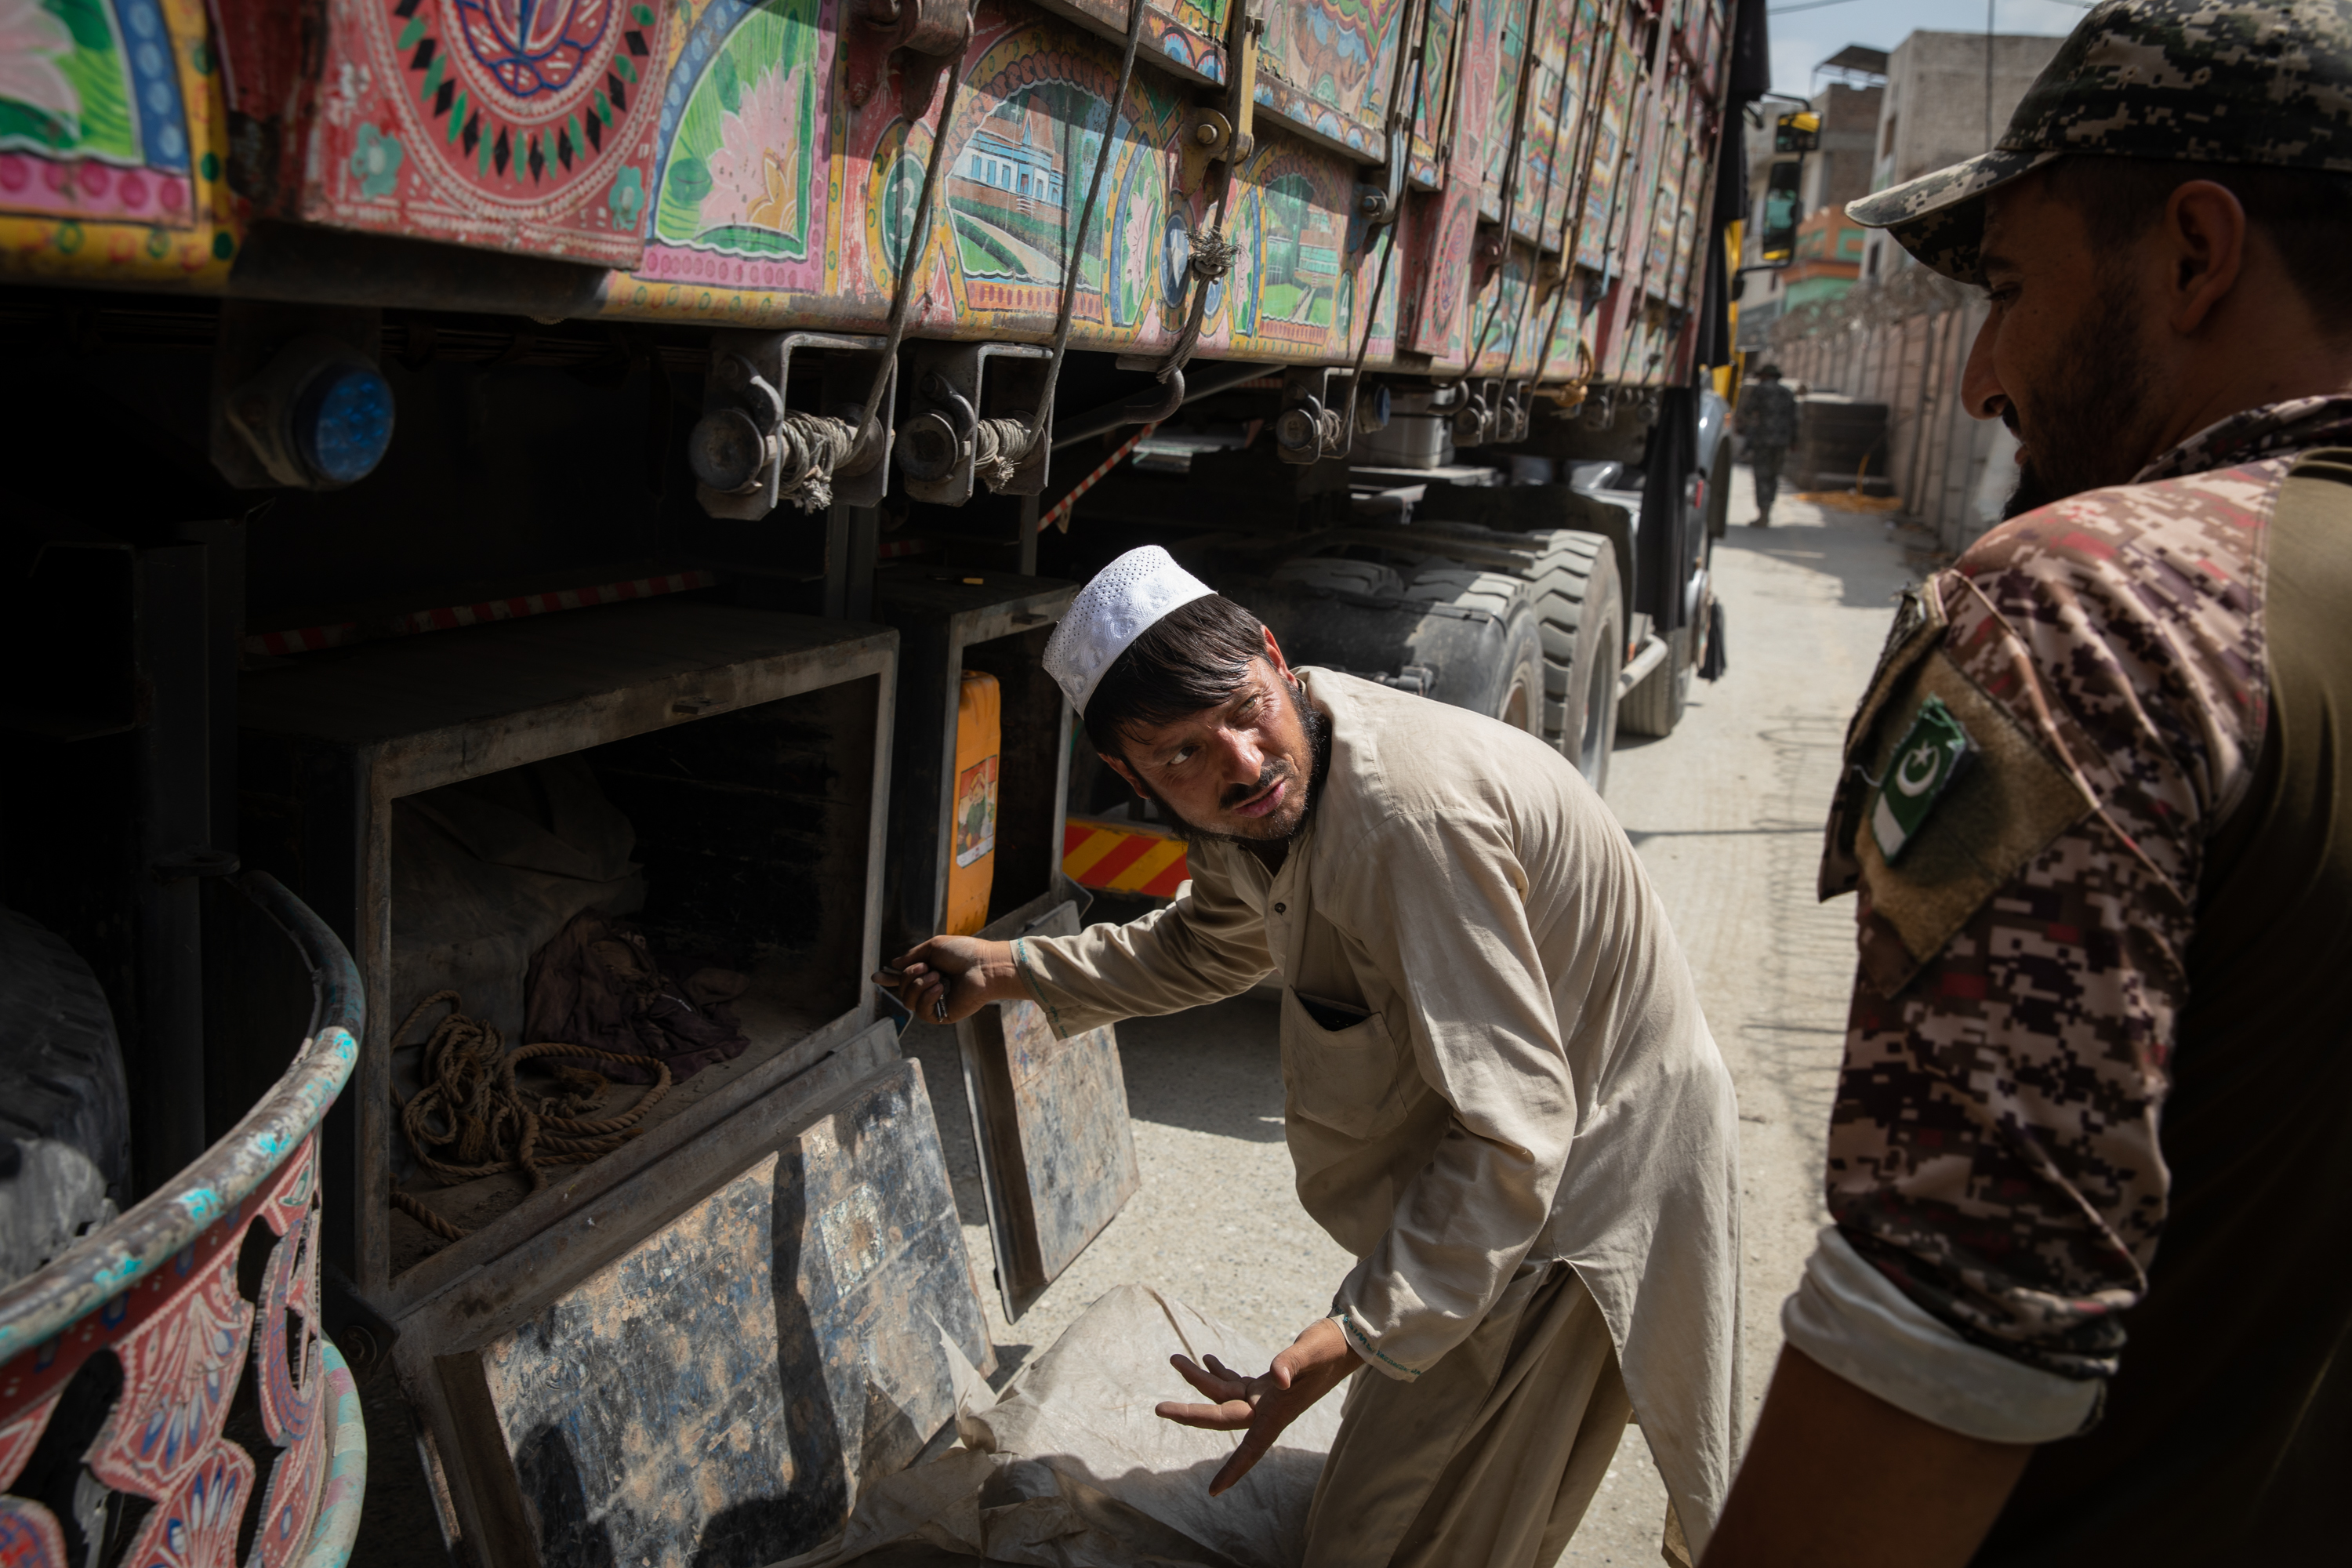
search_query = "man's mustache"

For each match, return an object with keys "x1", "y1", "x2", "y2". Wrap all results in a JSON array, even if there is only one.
[{"x1": 1220, "y1": 759, "x2": 1290, "y2": 811}]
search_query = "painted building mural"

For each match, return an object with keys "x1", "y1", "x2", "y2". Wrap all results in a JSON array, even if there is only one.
[{"x1": 2, "y1": 0, "x2": 1731, "y2": 387}]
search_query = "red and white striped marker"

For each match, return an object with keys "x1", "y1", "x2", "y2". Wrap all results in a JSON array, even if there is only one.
[
  {"x1": 245, "y1": 568, "x2": 720, "y2": 658},
  {"x1": 1042, "y1": 423, "x2": 1157, "y2": 534}
]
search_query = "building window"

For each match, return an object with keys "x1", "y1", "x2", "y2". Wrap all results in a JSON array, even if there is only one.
[{"x1": 1882, "y1": 114, "x2": 1897, "y2": 158}]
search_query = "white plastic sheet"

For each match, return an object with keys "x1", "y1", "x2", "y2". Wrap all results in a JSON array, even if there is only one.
[{"x1": 773, "y1": 1285, "x2": 1341, "y2": 1568}]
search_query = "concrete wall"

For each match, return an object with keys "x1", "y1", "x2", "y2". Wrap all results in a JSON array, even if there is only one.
[
  {"x1": 1860, "y1": 31, "x2": 2063, "y2": 281},
  {"x1": 1767, "y1": 278, "x2": 2014, "y2": 554}
]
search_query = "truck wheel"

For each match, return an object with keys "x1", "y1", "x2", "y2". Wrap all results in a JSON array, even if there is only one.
[
  {"x1": 1399, "y1": 567, "x2": 1544, "y2": 737},
  {"x1": 0, "y1": 910, "x2": 130, "y2": 1287},
  {"x1": 1525, "y1": 532, "x2": 1624, "y2": 789},
  {"x1": 1620, "y1": 624, "x2": 1693, "y2": 737}
]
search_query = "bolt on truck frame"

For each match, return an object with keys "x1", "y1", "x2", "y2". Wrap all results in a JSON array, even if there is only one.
[{"x1": 0, "y1": 0, "x2": 1751, "y2": 1562}]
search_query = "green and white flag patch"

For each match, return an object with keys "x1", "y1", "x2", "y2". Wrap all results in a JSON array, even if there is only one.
[{"x1": 1871, "y1": 695, "x2": 1973, "y2": 861}]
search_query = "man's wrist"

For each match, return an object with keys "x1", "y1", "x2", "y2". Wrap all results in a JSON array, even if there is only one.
[{"x1": 984, "y1": 940, "x2": 1026, "y2": 1006}]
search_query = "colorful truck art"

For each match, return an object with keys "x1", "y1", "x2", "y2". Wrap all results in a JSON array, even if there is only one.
[
  {"x1": 5, "y1": 0, "x2": 1731, "y2": 390},
  {"x1": 0, "y1": 0, "x2": 230, "y2": 284},
  {"x1": 642, "y1": 0, "x2": 829, "y2": 292}
]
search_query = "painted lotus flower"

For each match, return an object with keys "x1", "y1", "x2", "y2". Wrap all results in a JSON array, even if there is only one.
[
  {"x1": 0, "y1": 0, "x2": 80, "y2": 129},
  {"x1": 704, "y1": 61, "x2": 804, "y2": 237}
]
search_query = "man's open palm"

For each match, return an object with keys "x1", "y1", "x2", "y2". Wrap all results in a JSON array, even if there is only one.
[{"x1": 1154, "y1": 1317, "x2": 1363, "y2": 1496}]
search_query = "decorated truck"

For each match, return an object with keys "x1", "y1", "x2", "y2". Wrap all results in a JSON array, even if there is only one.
[{"x1": 0, "y1": 0, "x2": 1754, "y2": 1561}]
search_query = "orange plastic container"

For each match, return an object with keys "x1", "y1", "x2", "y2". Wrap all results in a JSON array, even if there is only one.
[{"x1": 944, "y1": 670, "x2": 1001, "y2": 935}]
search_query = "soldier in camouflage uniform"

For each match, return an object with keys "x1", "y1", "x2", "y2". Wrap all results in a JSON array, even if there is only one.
[
  {"x1": 1733, "y1": 364, "x2": 1799, "y2": 524},
  {"x1": 1705, "y1": 4, "x2": 2352, "y2": 1564}
]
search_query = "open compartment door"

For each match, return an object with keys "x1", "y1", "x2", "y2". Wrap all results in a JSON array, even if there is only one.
[{"x1": 957, "y1": 899, "x2": 1141, "y2": 1320}]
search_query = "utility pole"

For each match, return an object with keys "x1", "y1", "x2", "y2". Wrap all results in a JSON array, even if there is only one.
[{"x1": 1985, "y1": 0, "x2": 1996, "y2": 151}]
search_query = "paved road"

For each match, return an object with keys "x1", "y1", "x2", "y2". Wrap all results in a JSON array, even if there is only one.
[{"x1": 906, "y1": 466, "x2": 1929, "y2": 1563}]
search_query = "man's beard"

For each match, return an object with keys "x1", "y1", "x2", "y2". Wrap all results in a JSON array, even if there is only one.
[
  {"x1": 1138, "y1": 683, "x2": 1333, "y2": 846},
  {"x1": 2002, "y1": 274, "x2": 2165, "y2": 521}
]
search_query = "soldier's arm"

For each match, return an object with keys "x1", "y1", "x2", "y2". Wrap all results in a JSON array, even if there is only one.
[{"x1": 1711, "y1": 485, "x2": 2269, "y2": 1562}]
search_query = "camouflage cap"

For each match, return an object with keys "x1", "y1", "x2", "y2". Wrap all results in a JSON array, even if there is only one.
[{"x1": 1847, "y1": 2, "x2": 2352, "y2": 284}]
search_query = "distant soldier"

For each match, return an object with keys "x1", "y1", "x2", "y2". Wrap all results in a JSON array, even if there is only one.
[
  {"x1": 1733, "y1": 365, "x2": 1798, "y2": 526},
  {"x1": 1705, "y1": 3, "x2": 2352, "y2": 1565}
]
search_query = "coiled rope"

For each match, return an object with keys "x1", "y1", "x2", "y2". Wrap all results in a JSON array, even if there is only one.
[
  {"x1": 774, "y1": 411, "x2": 865, "y2": 512},
  {"x1": 971, "y1": 416, "x2": 1036, "y2": 492},
  {"x1": 389, "y1": 990, "x2": 673, "y2": 1244}
]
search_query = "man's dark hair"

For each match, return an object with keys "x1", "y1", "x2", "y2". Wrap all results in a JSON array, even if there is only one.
[
  {"x1": 2042, "y1": 157, "x2": 2352, "y2": 339},
  {"x1": 1083, "y1": 593, "x2": 1269, "y2": 760},
  {"x1": 1755, "y1": 363, "x2": 1783, "y2": 380}
]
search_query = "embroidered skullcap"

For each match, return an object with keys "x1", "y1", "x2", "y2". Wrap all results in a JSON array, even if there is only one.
[{"x1": 1042, "y1": 546, "x2": 1216, "y2": 715}]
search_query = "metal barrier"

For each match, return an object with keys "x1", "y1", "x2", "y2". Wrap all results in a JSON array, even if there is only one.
[{"x1": 0, "y1": 871, "x2": 365, "y2": 1565}]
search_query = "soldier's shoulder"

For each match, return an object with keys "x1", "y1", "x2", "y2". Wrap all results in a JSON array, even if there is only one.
[{"x1": 1955, "y1": 466, "x2": 2275, "y2": 598}]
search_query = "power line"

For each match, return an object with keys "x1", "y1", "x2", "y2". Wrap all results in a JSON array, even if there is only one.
[{"x1": 1767, "y1": 0, "x2": 1863, "y2": 13}]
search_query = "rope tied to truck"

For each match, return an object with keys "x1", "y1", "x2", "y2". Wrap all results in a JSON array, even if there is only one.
[
  {"x1": 389, "y1": 990, "x2": 673, "y2": 1244},
  {"x1": 1156, "y1": 226, "x2": 1238, "y2": 380},
  {"x1": 773, "y1": 411, "x2": 864, "y2": 512},
  {"x1": 971, "y1": 416, "x2": 1037, "y2": 491}
]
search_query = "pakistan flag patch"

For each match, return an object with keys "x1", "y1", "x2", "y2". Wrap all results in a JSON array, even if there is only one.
[{"x1": 1871, "y1": 695, "x2": 1974, "y2": 861}]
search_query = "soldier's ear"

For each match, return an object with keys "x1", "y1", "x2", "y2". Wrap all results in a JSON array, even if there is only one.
[{"x1": 2160, "y1": 180, "x2": 2249, "y2": 336}]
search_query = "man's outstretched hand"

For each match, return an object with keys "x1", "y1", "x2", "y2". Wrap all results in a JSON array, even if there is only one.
[
  {"x1": 872, "y1": 936, "x2": 1022, "y2": 1025},
  {"x1": 1155, "y1": 1316, "x2": 1364, "y2": 1496}
]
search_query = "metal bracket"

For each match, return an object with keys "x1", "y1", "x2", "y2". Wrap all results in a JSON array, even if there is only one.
[
  {"x1": 862, "y1": 0, "x2": 971, "y2": 54},
  {"x1": 691, "y1": 331, "x2": 894, "y2": 521},
  {"x1": 1451, "y1": 377, "x2": 1504, "y2": 448},
  {"x1": 1178, "y1": 0, "x2": 1261, "y2": 194},
  {"x1": 1359, "y1": 119, "x2": 1410, "y2": 227},
  {"x1": 1178, "y1": 108, "x2": 1236, "y2": 195},
  {"x1": 897, "y1": 342, "x2": 1053, "y2": 506},
  {"x1": 1275, "y1": 366, "x2": 1355, "y2": 466},
  {"x1": 1495, "y1": 380, "x2": 1532, "y2": 445}
]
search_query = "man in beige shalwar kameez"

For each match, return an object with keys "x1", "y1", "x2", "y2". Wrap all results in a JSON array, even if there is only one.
[{"x1": 880, "y1": 547, "x2": 1741, "y2": 1566}]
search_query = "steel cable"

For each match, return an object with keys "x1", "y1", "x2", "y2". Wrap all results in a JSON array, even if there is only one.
[{"x1": 1009, "y1": 0, "x2": 1149, "y2": 463}]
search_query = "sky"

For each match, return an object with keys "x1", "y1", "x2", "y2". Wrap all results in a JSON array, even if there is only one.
[{"x1": 1766, "y1": 0, "x2": 2093, "y2": 98}]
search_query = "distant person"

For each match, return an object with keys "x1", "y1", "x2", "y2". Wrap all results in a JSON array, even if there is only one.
[
  {"x1": 1733, "y1": 365, "x2": 1798, "y2": 525},
  {"x1": 880, "y1": 546, "x2": 1743, "y2": 1566},
  {"x1": 1705, "y1": 2, "x2": 2352, "y2": 1564}
]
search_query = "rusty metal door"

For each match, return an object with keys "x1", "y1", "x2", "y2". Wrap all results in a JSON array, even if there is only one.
[{"x1": 957, "y1": 899, "x2": 1142, "y2": 1319}]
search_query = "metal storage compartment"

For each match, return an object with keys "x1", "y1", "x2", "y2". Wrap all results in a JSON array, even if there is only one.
[{"x1": 234, "y1": 598, "x2": 898, "y2": 1308}]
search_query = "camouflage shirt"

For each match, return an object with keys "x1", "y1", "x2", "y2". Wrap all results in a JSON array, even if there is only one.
[
  {"x1": 1817, "y1": 394, "x2": 2352, "y2": 1381},
  {"x1": 1736, "y1": 379, "x2": 1799, "y2": 449}
]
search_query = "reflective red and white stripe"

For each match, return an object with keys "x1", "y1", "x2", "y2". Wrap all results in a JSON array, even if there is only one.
[{"x1": 245, "y1": 568, "x2": 720, "y2": 657}]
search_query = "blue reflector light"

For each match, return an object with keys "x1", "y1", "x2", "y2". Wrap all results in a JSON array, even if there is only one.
[{"x1": 294, "y1": 364, "x2": 395, "y2": 485}]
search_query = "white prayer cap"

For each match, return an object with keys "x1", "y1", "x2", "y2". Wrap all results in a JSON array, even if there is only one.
[{"x1": 1043, "y1": 546, "x2": 1217, "y2": 715}]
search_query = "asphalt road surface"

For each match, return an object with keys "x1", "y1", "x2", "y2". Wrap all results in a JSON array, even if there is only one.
[{"x1": 905, "y1": 464, "x2": 1930, "y2": 1564}]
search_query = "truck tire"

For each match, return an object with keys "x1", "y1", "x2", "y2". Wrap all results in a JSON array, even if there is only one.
[
  {"x1": 1270, "y1": 557, "x2": 1407, "y2": 603},
  {"x1": 1524, "y1": 532, "x2": 1624, "y2": 789},
  {"x1": 0, "y1": 909, "x2": 130, "y2": 1287},
  {"x1": 1399, "y1": 567, "x2": 1544, "y2": 737},
  {"x1": 1620, "y1": 623, "x2": 1693, "y2": 737}
]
